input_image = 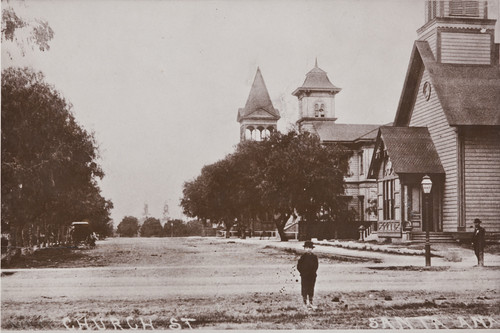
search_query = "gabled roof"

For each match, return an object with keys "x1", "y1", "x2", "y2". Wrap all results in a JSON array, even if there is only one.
[
  {"x1": 368, "y1": 126, "x2": 445, "y2": 178},
  {"x1": 292, "y1": 60, "x2": 341, "y2": 96},
  {"x1": 313, "y1": 122, "x2": 381, "y2": 143},
  {"x1": 237, "y1": 68, "x2": 280, "y2": 122},
  {"x1": 394, "y1": 40, "x2": 500, "y2": 126}
]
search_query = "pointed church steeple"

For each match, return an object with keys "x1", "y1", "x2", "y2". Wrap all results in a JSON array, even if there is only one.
[{"x1": 237, "y1": 68, "x2": 280, "y2": 141}]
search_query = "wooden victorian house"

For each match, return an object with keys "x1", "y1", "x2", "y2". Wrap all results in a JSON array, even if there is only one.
[
  {"x1": 368, "y1": 0, "x2": 500, "y2": 241},
  {"x1": 293, "y1": 61, "x2": 383, "y2": 238}
]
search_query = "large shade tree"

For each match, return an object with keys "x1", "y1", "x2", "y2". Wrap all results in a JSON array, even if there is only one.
[
  {"x1": 140, "y1": 217, "x2": 164, "y2": 237},
  {"x1": 1, "y1": 67, "x2": 113, "y2": 246},
  {"x1": 180, "y1": 130, "x2": 350, "y2": 241},
  {"x1": 116, "y1": 216, "x2": 140, "y2": 237},
  {"x1": 255, "y1": 131, "x2": 350, "y2": 240},
  {"x1": 181, "y1": 158, "x2": 241, "y2": 238}
]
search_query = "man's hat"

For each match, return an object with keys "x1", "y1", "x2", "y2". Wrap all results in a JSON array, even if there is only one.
[
  {"x1": 303, "y1": 240, "x2": 315, "y2": 249},
  {"x1": 473, "y1": 218, "x2": 482, "y2": 224}
]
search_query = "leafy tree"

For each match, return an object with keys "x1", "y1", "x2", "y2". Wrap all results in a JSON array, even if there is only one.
[
  {"x1": 163, "y1": 219, "x2": 203, "y2": 237},
  {"x1": 1, "y1": 67, "x2": 113, "y2": 245},
  {"x1": 1, "y1": 4, "x2": 54, "y2": 58},
  {"x1": 140, "y1": 217, "x2": 164, "y2": 237},
  {"x1": 164, "y1": 219, "x2": 184, "y2": 237},
  {"x1": 116, "y1": 216, "x2": 140, "y2": 237},
  {"x1": 182, "y1": 159, "x2": 237, "y2": 238},
  {"x1": 185, "y1": 219, "x2": 203, "y2": 236},
  {"x1": 257, "y1": 131, "x2": 350, "y2": 240},
  {"x1": 181, "y1": 129, "x2": 350, "y2": 241}
]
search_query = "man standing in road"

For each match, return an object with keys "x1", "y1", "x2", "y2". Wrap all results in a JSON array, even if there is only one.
[
  {"x1": 297, "y1": 240, "x2": 318, "y2": 309},
  {"x1": 472, "y1": 218, "x2": 485, "y2": 267}
]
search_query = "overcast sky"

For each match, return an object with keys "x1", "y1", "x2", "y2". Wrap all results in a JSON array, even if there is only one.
[{"x1": 3, "y1": 0, "x2": 499, "y2": 224}]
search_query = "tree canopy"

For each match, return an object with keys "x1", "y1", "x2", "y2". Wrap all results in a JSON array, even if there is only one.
[
  {"x1": 116, "y1": 216, "x2": 140, "y2": 237},
  {"x1": 1, "y1": 67, "x2": 113, "y2": 244},
  {"x1": 180, "y1": 130, "x2": 351, "y2": 241},
  {"x1": 140, "y1": 217, "x2": 164, "y2": 237},
  {"x1": 1, "y1": 5, "x2": 54, "y2": 58}
]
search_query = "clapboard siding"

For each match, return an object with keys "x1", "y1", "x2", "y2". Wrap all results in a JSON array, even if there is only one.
[
  {"x1": 464, "y1": 128, "x2": 500, "y2": 233},
  {"x1": 410, "y1": 69, "x2": 458, "y2": 232},
  {"x1": 440, "y1": 32, "x2": 491, "y2": 64},
  {"x1": 420, "y1": 30, "x2": 437, "y2": 58}
]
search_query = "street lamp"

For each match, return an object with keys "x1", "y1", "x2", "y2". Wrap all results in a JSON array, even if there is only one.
[{"x1": 421, "y1": 175, "x2": 433, "y2": 266}]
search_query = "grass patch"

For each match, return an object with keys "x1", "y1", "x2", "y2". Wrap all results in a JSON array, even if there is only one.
[{"x1": 4, "y1": 293, "x2": 498, "y2": 330}]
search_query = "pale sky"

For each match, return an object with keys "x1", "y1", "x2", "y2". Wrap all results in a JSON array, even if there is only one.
[{"x1": 3, "y1": 0, "x2": 499, "y2": 224}]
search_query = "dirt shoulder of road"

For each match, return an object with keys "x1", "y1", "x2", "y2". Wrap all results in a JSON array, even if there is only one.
[
  {"x1": 3, "y1": 236, "x2": 500, "y2": 270},
  {"x1": 2, "y1": 237, "x2": 379, "y2": 270}
]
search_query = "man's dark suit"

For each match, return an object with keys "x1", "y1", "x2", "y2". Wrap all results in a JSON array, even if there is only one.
[{"x1": 472, "y1": 225, "x2": 485, "y2": 266}]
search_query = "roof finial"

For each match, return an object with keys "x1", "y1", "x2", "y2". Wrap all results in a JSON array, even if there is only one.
[{"x1": 315, "y1": 57, "x2": 318, "y2": 68}]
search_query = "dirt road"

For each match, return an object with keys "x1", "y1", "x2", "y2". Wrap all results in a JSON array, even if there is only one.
[{"x1": 2, "y1": 237, "x2": 499, "y2": 329}]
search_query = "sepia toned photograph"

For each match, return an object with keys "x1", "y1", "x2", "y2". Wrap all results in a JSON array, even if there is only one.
[{"x1": 2, "y1": 0, "x2": 500, "y2": 330}]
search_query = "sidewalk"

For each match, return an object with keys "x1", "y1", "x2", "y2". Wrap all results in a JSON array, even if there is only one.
[{"x1": 215, "y1": 237, "x2": 500, "y2": 268}]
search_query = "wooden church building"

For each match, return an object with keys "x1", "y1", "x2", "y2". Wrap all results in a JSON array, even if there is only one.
[{"x1": 368, "y1": 0, "x2": 500, "y2": 241}]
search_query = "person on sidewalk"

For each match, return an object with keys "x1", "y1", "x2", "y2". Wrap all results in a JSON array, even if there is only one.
[
  {"x1": 472, "y1": 218, "x2": 485, "y2": 267},
  {"x1": 297, "y1": 240, "x2": 318, "y2": 309}
]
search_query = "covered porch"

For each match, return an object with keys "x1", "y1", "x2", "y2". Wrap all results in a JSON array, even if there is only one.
[{"x1": 367, "y1": 126, "x2": 446, "y2": 242}]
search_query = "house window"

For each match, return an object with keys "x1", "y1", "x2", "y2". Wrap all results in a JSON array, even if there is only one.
[
  {"x1": 449, "y1": 0, "x2": 479, "y2": 17},
  {"x1": 319, "y1": 104, "x2": 325, "y2": 117},
  {"x1": 314, "y1": 103, "x2": 319, "y2": 117},
  {"x1": 383, "y1": 179, "x2": 395, "y2": 220}
]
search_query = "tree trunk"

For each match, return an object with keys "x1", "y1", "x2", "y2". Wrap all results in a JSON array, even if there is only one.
[
  {"x1": 239, "y1": 215, "x2": 246, "y2": 239},
  {"x1": 274, "y1": 216, "x2": 288, "y2": 242},
  {"x1": 225, "y1": 222, "x2": 231, "y2": 238}
]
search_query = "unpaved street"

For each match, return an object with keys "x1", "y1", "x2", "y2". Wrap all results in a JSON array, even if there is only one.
[{"x1": 2, "y1": 237, "x2": 500, "y2": 330}]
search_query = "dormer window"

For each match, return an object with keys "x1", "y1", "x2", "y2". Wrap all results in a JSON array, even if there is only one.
[{"x1": 449, "y1": 0, "x2": 479, "y2": 17}]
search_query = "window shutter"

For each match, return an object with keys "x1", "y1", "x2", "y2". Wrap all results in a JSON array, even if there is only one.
[
  {"x1": 450, "y1": 0, "x2": 479, "y2": 16},
  {"x1": 464, "y1": 1, "x2": 479, "y2": 16}
]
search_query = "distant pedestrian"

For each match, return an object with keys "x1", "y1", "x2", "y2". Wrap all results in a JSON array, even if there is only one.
[
  {"x1": 472, "y1": 218, "x2": 485, "y2": 267},
  {"x1": 297, "y1": 240, "x2": 318, "y2": 309}
]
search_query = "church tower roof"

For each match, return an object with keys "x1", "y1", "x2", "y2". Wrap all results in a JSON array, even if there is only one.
[
  {"x1": 237, "y1": 67, "x2": 280, "y2": 122},
  {"x1": 292, "y1": 60, "x2": 341, "y2": 96}
]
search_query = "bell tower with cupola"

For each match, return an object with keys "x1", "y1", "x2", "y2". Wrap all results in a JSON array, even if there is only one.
[
  {"x1": 292, "y1": 59, "x2": 341, "y2": 133},
  {"x1": 418, "y1": 0, "x2": 497, "y2": 65},
  {"x1": 237, "y1": 67, "x2": 280, "y2": 141}
]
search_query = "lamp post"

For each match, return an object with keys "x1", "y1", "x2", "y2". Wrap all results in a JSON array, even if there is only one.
[{"x1": 421, "y1": 175, "x2": 433, "y2": 266}]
